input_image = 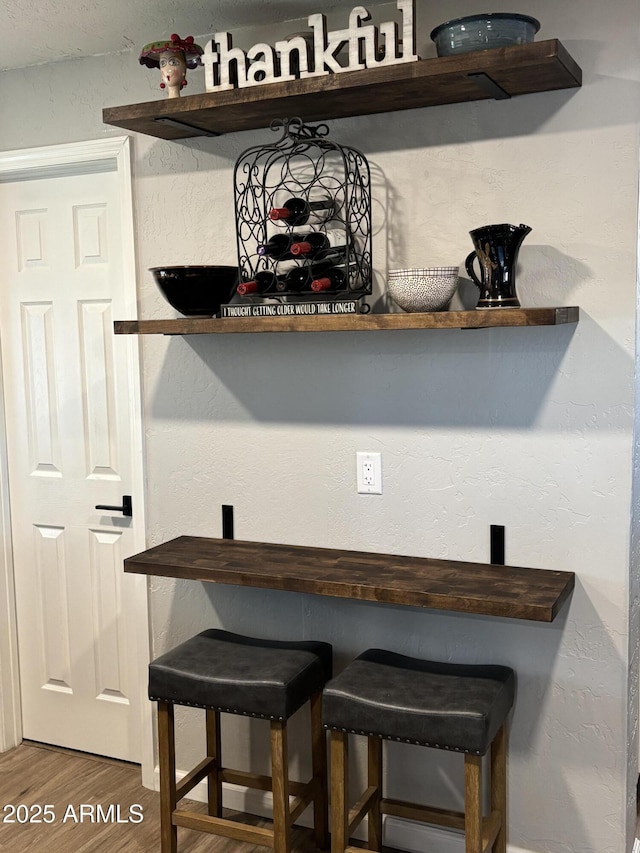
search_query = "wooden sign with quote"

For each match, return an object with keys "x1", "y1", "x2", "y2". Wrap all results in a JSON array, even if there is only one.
[{"x1": 220, "y1": 300, "x2": 360, "y2": 318}]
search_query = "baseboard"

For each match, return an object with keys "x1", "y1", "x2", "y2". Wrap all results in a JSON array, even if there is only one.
[
  {"x1": 383, "y1": 816, "x2": 463, "y2": 852},
  {"x1": 155, "y1": 766, "x2": 533, "y2": 853}
]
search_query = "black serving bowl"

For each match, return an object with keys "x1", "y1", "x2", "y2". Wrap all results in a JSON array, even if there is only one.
[{"x1": 150, "y1": 265, "x2": 239, "y2": 317}]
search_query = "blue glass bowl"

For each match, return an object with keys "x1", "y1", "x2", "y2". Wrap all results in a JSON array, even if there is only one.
[{"x1": 430, "y1": 13, "x2": 540, "y2": 57}]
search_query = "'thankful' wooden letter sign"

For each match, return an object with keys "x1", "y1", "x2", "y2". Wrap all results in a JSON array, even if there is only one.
[{"x1": 204, "y1": 0, "x2": 418, "y2": 91}]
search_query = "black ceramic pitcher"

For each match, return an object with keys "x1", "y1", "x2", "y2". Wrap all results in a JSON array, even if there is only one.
[{"x1": 465, "y1": 223, "x2": 532, "y2": 308}]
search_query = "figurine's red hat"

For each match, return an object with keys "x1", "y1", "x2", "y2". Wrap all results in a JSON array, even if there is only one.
[{"x1": 139, "y1": 34, "x2": 204, "y2": 69}]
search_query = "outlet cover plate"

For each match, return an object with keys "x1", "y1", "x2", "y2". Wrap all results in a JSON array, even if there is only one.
[{"x1": 357, "y1": 452, "x2": 382, "y2": 494}]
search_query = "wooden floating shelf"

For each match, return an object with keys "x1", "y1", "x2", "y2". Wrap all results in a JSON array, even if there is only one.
[
  {"x1": 114, "y1": 306, "x2": 579, "y2": 336},
  {"x1": 124, "y1": 536, "x2": 575, "y2": 622},
  {"x1": 103, "y1": 40, "x2": 581, "y2": 140}
]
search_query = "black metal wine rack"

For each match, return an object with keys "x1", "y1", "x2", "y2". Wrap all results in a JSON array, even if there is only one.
[{"x1": 233, "y1": 117, "x2": 372, "y2": 306}]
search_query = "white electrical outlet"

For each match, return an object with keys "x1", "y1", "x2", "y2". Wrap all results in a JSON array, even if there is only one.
[{"x1": 357, "y1": 452, "x2": 382, "y2": 494}]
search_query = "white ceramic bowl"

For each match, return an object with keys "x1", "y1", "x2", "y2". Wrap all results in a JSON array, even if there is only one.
[{"x1": 387, "y1": 267, "x2": 460, "y2": 313}]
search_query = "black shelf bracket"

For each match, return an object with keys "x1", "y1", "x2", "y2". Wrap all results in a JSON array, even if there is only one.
[
  {"x1": 468, "y1": 72, "x2": 511, "y2": 100},
  {"x1": 154, "y1": 116, "x2": 220, "y2": 136},
  {"x1": 222, "y1": 505, "x2": 234, "y2": 540},
  {"x1": 490, "y1": 524, "x2": 505, "y2": 565}
]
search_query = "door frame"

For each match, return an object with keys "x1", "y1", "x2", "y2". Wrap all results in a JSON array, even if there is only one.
[{"x1": 0, "y1": 136, "x2": 153, "y2": 785}]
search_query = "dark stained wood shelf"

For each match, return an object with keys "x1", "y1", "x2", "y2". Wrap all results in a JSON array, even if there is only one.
[
  {"x1": 124, "y1": 536, "x2": 575, "y2": 622},
  {"x1": 114, "y1": 306, "x2": 579, "y2": 336},
  {"x1": 103, "y1": 40, "x2": 581, "y2": 140}
]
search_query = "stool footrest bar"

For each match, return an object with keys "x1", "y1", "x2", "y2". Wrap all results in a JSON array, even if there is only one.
[
  {"x1": 348, "y1": 786, "x2": 379, "y2": 834},
  {"x1": 220, "y1": 768, "x2": 273, "y2": 792},
  {"x1": 219, "y1": 767, "x2": 313, "y2": 799},
  {"x1": 172, "y1": 810, "x2": 275, "y2": 846},
  {"x1": 482, "y1": 810, "x2": 502, "y2": 853},
  {"x1": 175, "y1": 757, "x2": 217, "y2": 800},
  {"x1": 381, "y1": 797, "x2": 466, "y2": 831},
  {"x1": 289, "y1": 779, "x2": 319, "y2": 824}
]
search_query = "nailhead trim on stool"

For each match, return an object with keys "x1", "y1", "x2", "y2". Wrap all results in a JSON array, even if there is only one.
[
  {"x1": 322, "y1": 648, "x2": 515, "y2": 853},
  {"x1": 149, "y1": 629, "x2": 332, "y2": 853}
]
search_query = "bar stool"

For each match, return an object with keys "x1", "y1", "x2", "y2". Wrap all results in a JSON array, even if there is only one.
[
  {"x1": 323, "y1": 648, "x2": 515, "y2": 853},
  {"x1": 148, "y1": 629, "x2": 333, "y2": 853}
]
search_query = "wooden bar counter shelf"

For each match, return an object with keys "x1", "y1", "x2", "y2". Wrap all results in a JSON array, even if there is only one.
[{"x1": 124, "y1": 536, "x2": 574, "y2": 623}]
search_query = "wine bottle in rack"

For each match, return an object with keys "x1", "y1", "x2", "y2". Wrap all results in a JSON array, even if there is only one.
[
  {"x1": 256, "y1": 234, "x2": 297, "y2": 259},
  {"x1": 310, "y1": 265, "x2": 354, "y2": 293},
  {"x1": 274, "y1": 268, "x2": 310, "y2": 293},
  {"x1": 290, "y1": 229, "x2": 347, "y2": 258},
  {"x1": 275, "y1": 252, "x2": 347, "y2": 293},
  {"x1": 268, "y1": 195, "x2": 336, "y2": 227},
  {"x1": 237, "y1": 271, "x2": 280, "y2": 295}
]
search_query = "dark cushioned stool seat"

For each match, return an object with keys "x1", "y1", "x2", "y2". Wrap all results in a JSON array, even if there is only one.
[
  {"x1": 323, "y1": 648, "x2": 515, "y2": 853},
  {"x1": 149, "y1": 629, "x2": 332, "y2": 853},
  {"x1": 323, "y1": 648, "x2": 515, "y2": 755},
  {"x1": 149, "y1": 628, "x2": 333, "y2": 721}
]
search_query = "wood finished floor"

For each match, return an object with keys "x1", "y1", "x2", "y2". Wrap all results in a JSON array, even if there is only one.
[
  {"x1": 0, "y1": 741, "x2": 326, "y2": 853},
  {"x1": 5, "y1": 741, "x2": 634, "y2": 852}
]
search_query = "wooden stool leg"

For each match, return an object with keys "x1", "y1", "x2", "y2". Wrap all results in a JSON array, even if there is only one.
[
  {"x1": 491, "y1": 724, "x2": 507, "y2": 853},
  {"x1": 158, "y1": 701, "x2": 178, "y2": 853},
  {"x1": 464, "y1": 754, "x2": 483, "y2": 853},
  {"x1": 310, "y1": 692, "x2": 329, "y2": 849},
  {"x1": 367, "y1": 736, "x2": 382, "y2": 851},
  {"x1": 271, "y1": 720, "x2": 292, "y2": 853},
  {"x1": 206, "y1": 709, "x2": 222, "y2": 817},
  {"x1": 330, "y1": 730, "x2": 349, "y2": 853}
]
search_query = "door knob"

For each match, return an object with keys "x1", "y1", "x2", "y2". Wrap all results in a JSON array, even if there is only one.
[{"x1": 95, "y1": 495, "x2": 132, "y2": 517}]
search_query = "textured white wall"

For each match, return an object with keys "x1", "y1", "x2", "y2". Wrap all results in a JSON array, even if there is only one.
[{"x1": 1, "y1": 1, "x2": 639, "y2": 851}]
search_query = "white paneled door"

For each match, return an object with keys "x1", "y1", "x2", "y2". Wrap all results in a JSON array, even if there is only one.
[{"x1": 0, "y1": 156, "x2": 146, "y2": 762}]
